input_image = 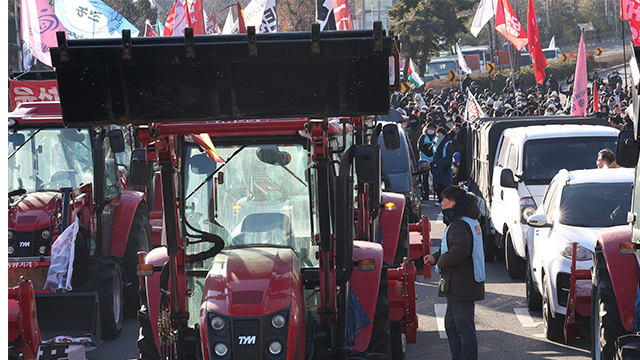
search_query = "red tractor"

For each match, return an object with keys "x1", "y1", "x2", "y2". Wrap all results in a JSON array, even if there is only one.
[
  {"x1": 49, "y1": 24, "x2": 432, "y2": 359},
  {"x1": 589, "y1": 45, "x2": 640, "y2": 359},
  {"x1": 8, "y1": 101, "x2": 152, "y2": 358}
]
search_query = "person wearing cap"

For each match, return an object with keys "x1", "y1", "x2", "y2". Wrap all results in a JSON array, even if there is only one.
[{"x1": 609, "y1": 114, "x2": 625, "y2": 130}]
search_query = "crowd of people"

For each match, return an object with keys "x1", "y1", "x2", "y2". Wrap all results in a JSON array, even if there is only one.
[{"x1": 391, "y1": 70, "x2": 634, "y2": 204}]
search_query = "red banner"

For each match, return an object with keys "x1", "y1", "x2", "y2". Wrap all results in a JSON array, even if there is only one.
[
  {"x1": 9, "y1": 80, "x2": 59, "y2": 110},
  {"x1": 527, "y1": 0, "x2": 548, "y2": 85},
  {"x1": 495, "y1": 0, "x2": 528, "y2": 51}
]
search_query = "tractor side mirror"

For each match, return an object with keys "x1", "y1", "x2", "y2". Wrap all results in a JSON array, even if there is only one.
[
  {"x1": 500, "y1": 168, "x2": 518, "y2": 189},
  {"x1": 382, "y1": 124, "x2": 401, "y2": 151},
  {"x1": 257, "y1": 146, "x2": 291, "y2": 166},
  {"x1": 354, "y1": 145, "x2": 379, "y2": 184},
  {"x1": 129, "y1": 149, "x2": 153, "y2": 187},
  {"x1": 108, "y1": 129, "x2": 126, "y2": 153},
  {"x1": 616, "y1": 130, "x2": 639, "y2": 168}
]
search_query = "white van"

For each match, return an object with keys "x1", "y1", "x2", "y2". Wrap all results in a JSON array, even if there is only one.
[{"x1": 490, "y1": 125, "x2": 619, "y2": 278}]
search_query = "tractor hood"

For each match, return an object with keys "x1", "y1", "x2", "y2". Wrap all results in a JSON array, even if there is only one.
[
  {"x1": 202, "y1": 247, "x2": 301, "y2": 317},
  {"x1": 8, "y1": 191, "x2": 59, "y2": 231}
]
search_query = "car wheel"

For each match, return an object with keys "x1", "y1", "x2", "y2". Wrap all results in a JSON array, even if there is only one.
[
  {"x1": 526, "y1": 254, "x2": 542, "y2": 311},
  {"x1": 542, "y1": 274, "x2": 565, "y2": 342},
  {"x1": 505, "y1": 232, "x2": 526, "y2": 279}
]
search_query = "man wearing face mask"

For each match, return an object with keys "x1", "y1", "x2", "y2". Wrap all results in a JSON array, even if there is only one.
[
  {"x1": 424, "y1": 186, "x2": 485, "y2": 360},
  {"x1": 431, "y1": 127, "x2": 452, "y2": 204},
  {"x1": 406, "y1": 114, "x2": 422, "y2": 156}
]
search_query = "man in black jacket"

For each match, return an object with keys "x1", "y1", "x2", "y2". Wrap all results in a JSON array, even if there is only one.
[{"x1": 425, "y1": 187, "x2": 485, "y2": 360}]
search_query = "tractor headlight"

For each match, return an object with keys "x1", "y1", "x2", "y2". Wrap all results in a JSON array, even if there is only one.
[
  {"x1": 268, "y1": 341, "x2": 283, "y2": 355},
  {"x1": 41, "y1": 230, "x2": 51, "y2": 239},
  {"x1": 8, "y1": 230, "x2": 14, "y2": 241},
  {"x1": 211, "y1": 316, "x2": 225, "y2": 331},
  {"x1": 39, "y1": 245, "x2": 47, "y2": 254},
  {"x1": 214, "y1": 342, "x2": 228, "y2": 356},
  {"x1": 8, "y1": 246, "x2": 15, "y2": 255},
  {"x1": 271, "y1": 314, "x2": 286, "y2": 329}
]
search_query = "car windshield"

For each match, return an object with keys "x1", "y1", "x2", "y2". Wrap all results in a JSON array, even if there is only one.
[
  {"x1": 559, "y1": 182, "x2": 632, "y2": 227},
  {"x1": 183, "y1": 143, "x2": 317, "y2": 267},
  {"x1": 427, "y1": 61, "x2": 457, "y2": 76},
  {"x1": 8, "y1": 128, "x2": 93, "y2": 192},
  {"x1": 522, "y1": 136, "x2": 617, "y2": 184}
]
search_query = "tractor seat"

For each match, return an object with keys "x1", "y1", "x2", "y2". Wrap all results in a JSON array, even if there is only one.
[{"x1": 231, "y1": 213, "x2": 295, "y2": 247}]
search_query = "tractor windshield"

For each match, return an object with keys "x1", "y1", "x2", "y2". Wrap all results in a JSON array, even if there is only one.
[
  {"x1": 8, "y1": 128, "x2": 93, "y2": 192},
  {"x1": 183, "y1": 142, "x2": 317, "y2": 267}
]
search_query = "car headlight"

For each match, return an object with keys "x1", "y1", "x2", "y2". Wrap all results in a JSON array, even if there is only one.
[
  {"x1": 520, "y1": 197, "x2": 537, "y2": 223},
  {"x1": 560, "y1": 241, "x2": 593, "y2": 261}
]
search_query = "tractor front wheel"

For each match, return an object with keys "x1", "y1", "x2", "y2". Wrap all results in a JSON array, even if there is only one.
[
  {"x1": 123, "y1": 205, "x2": 152, "y2": 318},
  {"x1": 87, "y1": 255, "x2": 124, "y2": 340}
]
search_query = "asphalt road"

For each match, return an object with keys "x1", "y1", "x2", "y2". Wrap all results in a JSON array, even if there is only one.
[{"x1": 86, "y1": 198, "x2": 593, "y2": 360}]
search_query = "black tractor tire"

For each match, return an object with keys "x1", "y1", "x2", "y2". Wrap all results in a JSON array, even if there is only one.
[
  {"x1": 394, "y1": 211, "x2": 410, "y2": 266},
  {"x1": 123, "y1": 205, "x2": 152, "y2": 318},
  {"x1": 542, "y1": 274, "x2": 565, "y2": 342},
  {"x1": 592, "y1": 246, "x2": 627, "y2": 360},
  {"x1": 138, "y1": 289, "x2": 161, "y2": 360},
  {"x1": 526, "y1": 254, "x2": 542, "y2": 311},
  {"x1": 87, "y1": 255, "x2": 124, "y2": 340},
  {"x1": 505, "y1": 232, "x2": 526, "y2": 279},
  {"x1": 390, "y1": 321, "x2": 406, "y2": 360},
  {"x1": 366, "y1": 267, "x2": 391, "y2": 357}
]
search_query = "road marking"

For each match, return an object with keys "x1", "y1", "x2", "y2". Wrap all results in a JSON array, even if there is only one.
[
  {"x1": 514, "y1": 308, "x2": 542, "y2": 327},
  {"x1": 434, "y1": 303, "x2": 447, "y2": 339}
]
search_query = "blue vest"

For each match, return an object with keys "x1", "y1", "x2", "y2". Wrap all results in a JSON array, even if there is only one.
[{"x1": 437, "y1": 216, "x2": 486, "y2": 283}]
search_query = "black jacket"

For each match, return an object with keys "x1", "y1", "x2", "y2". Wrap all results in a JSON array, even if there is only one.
[{"x1": 433, "y1": 195, "x2": 485, "y2": 301}]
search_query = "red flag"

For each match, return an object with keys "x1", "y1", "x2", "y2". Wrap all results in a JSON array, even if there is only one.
[
  {"x1": 620, "y1": 0, "x2": 640, "y2": 44},
  {"x1": 527, "y1": 0, "x2": 548, "y2": 84},
  {"x1": 332, "y1": 0, "x2": 353, "y2": 30},
  {"x1": 206, "y1": 7, "x2": 220, "y2": 34},
  {"x1": 164, "y1": 2, "x2": 176, "y2": 36},
  {"x1": 237, "y1": 1, "x2": 247, "y2": 34},
  {"x1": 144, "y1": 21, "x2": 158, "y2": 37},
  {"x1": 495, "y1": 0, "x2": 528, "y2": 51},
  {"x1": 593, "y1": 81, "x2": 601, "y2": 112},
  {"x1": 186, "y1": 0, "x2": 206, "y2": 34}
]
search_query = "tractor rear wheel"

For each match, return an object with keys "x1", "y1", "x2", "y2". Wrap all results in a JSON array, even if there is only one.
[
  {"x1": 87, "y1": 255, "x2": 124, "y2": 340},
  {"x1": 366, "y1": 267, "x2": 391, "y2": 357},
  {"x1": 393, "y1": 211, "x2": 410, "y2": 266},
  {"x1": 390, "y1": 321, "x2": 406, "y2": 360},
  {"x1": 592, "y1": 246, "x2": 627, "y2": 360},
  {"x1": 137, "y1": 288, "x2": 161, "y2": 360},
  {"x1": 123, "y1": 205, "x2": 151, "y2": 318}
]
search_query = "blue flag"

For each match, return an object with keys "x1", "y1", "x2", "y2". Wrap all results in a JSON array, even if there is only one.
[{"x1": 54, "y1": 0, "x2": 139, "y2": 39}]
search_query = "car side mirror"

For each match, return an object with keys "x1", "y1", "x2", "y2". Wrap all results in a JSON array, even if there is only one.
[
  {"x1": 108, "y1": 129, "x2": 126, "y2": 153},
  {"x1": 500, "y1": 168, "x2": 518, "y2": 189},
  {"x1": 616, "y1": 130, "x2": 639, "y2": 167},
  {"x1": 129, "y1": 149, "x2": 153, "y2": 187},
  {"x1": 528, "y1": 213, "x2": 551, "y2": 227}
]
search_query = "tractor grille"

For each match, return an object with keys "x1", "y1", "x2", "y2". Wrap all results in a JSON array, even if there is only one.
[
  {"x1": 556, "y1": 272, "x2": 571, "y2": 307},
  {"x1": 233, "y1": 319, "x2": 261, "y2": 359},
  {"x1": 14, "y1": 231, "x2": 35, "y2": 257}
]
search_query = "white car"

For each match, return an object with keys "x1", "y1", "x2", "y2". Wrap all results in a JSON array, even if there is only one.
[{"x1": 525, "y1": 168, "x2": 634, "y2": 342}]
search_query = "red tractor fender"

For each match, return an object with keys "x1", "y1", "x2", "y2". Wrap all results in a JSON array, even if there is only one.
[
  {"x1": 109, "y1": 190, "x2": 146, "y2": 258},
  {"x1": 379, "y1": 192, "x2": 406, "y2": 265},
  {"x1": 8, "y1": 277, "x2": 41, "y2": 360},
  {"x1": 350, "y1": 240, "x2": 384, "y2": 352},
  {"x1": 597, "y1": 225, "x2": 638, "y2": 332}
]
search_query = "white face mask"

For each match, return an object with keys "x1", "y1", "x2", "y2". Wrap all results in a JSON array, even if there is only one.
[{"x1": 427, "y1": 130, "x2": 435, "y2": 135}]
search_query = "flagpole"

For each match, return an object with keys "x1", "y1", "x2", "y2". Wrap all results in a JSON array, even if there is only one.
[
  {"x1": 14, "y1": 0, "x2": 23, "y2": 71},
  {"x1": 536, "y1": 81, "x2": 541, "y2": 115},
  {"x1": 507, "y1": 43, "x2": 517, "y2": 96},
  {"x1": 622, "y1": 19, "x2": 628, "y2": 90}
]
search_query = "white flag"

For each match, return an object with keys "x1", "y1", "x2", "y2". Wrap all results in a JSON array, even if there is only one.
[
  {"x1": 470, "y1": 0, "x2": 497, "y2": 37},
  {"x1": 221, "y1": 8, "x2": 234, "y2": 34},
  {"x1": 456, "y1": 44, "x2": 472, "y2": 74},
  {"x1": 465, "y1": 89, "x2": 485, "y2": 122},
  {"x1": 54, "y1": 0, "x2": 139, "y2": 39},
  {"x1": 548, "y1": 36, "x2": 556, "y2": 49},
  {"x1": 259, "y1": 0, "x2": 277, "y2": 33}
]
